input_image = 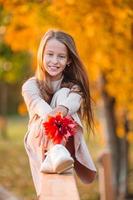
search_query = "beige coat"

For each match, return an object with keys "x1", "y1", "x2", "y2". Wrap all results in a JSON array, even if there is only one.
[{"x1": 22, "y1": 76, "x2": 97, "y2": 196}]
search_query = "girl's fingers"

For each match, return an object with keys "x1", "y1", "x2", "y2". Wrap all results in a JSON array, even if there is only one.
[
  {"x1": 35, "y1": 130, "x2": 40, "y2": 138},
  {"x1": 38, "y1": 124, "x2": 44, "y2": 146},
  {"x1": 41, "y1": 136, "x2": 49, "y2": 160},
  {"x1": 41, "y1": 146, "x2": 47, "y2": 161},
  {"x1": 35, "y1": 122, "x2": 49, "y2": 159},
  {"x1": 38, "y1": 132, "x2": 43, "y2": 146},
  {"x1": 61, "y1": 138, "x2": 67, "y2": 146},
  {"x1": 41, "y1": 137, "x2": 48, "y2": 161},
  {"x1": 43, "y1": 135, "x2": 49, "y2": 149}
]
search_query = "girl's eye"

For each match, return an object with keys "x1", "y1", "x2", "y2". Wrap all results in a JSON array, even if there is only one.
[
  {"x1": 47, "y1": 53, "x2": 53, "y2": 56},
  {"x1": 58, "y1": 55, "x2": 66, "y2": 59}
]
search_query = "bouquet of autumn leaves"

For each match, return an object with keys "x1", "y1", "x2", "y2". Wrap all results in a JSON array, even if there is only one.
[{"x1": 42, "y1": 113, "x2": 77, "y2": 144}]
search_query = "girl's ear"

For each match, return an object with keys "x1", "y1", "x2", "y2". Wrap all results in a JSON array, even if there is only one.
[{"x1": 67, "y1": 59, "x2": 72, "y2": 67}]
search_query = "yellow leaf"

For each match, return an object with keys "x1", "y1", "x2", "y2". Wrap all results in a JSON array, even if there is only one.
[
  {"x1": 18, "y1": 102, "x2": 27, "y2": 116},
  {"x1": 127, "y1": 132, "x2": 133, "y2": 143}
]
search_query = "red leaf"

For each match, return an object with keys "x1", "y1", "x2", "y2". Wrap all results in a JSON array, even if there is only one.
[{"x1": 42, "y1": 113, "x2": 77, "y2": 144}]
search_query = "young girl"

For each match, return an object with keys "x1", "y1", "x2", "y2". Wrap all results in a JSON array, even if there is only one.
[{"x1": 22, "y1": 29, "x2": 96, "y2": 199}]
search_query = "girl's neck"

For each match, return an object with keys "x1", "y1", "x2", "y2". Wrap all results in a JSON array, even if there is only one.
[{"x1": 49, "y1": 75, "x2": 64, "y2": 82}]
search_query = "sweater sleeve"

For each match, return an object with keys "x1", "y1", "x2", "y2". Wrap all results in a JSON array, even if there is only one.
[
  {"x1": 58, "y1": 88, "x2": 83, "y2": 115},
  {"x1": 21, "y1": 78, "x2": 52, "y2": 119}
]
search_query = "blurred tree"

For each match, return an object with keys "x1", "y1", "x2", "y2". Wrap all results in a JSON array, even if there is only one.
[
  {"x1": 0, "y1": 3, "x2": 32, "y2": 114},
  {"x1": 0, "y1": 0, "x2": 61, "y2": 66},
  {"x1": 0, "y1": 4, "x2": 32, "y2": 138}
]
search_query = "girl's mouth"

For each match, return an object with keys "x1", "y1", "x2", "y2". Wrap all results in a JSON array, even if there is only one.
[{"x1": 49, "y1": 66, "x2": 60, "y2": 70}]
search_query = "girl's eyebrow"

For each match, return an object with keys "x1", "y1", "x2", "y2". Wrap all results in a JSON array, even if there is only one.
[
  {"x1": 59, "y1": 53, "x2": 67, "y2": 56},
  {"x1": 45, "y1": 50, "x2": 53, "y2": 52},
  {"x1": 45, "y1": 50, "x2": 67, "y2": 55}
]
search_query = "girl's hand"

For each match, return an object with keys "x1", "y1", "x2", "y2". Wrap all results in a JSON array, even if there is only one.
[
  {"x1": 35, "y1": 106, "x2": 68, "y2": 160},
  {"x1": 48, "y1": 105, "x2": 68, "y2": 117},
  {"x1": 41, "y1": 135, "x2": 49, "y2": 161},
  {"x1": 35, "y1": 128, "x2": 49, "y2": 147},
  {"x1": 35, "y1": 123, "x2": 49, "y2": 160}
]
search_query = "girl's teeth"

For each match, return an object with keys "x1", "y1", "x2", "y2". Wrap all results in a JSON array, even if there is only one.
[{"x1": 50, "y1": 66, "x2": 59, "y2": 69}]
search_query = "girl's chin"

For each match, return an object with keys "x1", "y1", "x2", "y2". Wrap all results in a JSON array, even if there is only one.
[{"x1": 47, "y1": 72, "x2": 63, "y2": 80}]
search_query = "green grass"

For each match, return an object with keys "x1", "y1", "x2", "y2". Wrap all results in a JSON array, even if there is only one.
[
  {"x1": 0, "y1": 115, "x2": 102, "y2": 199},
  {"x1": 0, "y1": 116, "x2": 36, "y2": 200}
]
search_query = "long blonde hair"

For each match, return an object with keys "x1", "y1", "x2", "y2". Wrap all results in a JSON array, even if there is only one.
[{"x1": 36, "y1": 29, "x2": 93, "y2": 131}]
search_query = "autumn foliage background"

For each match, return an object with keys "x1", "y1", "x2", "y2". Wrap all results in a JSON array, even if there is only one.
[{"x1": 0, "y1": 0, "x2": 133, "y2": 200}]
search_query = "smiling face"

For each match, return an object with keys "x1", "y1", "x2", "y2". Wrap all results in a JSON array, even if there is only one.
[{"x1": 43, "y1": 38, "x2": 69, "y2": 81}]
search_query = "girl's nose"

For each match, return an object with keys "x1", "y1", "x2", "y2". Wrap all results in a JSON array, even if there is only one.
[{"x1": 51, "y1": 56, "x2": 58, "y2": 64}]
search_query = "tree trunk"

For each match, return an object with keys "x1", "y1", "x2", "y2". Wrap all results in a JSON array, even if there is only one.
[
  {"x1": 98, "y1": 73, "x2": 128, "y2": 199},
  {"x1": 0, "y1": 81, "x2": 8, "y2": 139},
  {"x1": 118, "y1": 114, "x2": 129, "y2": 199}
]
